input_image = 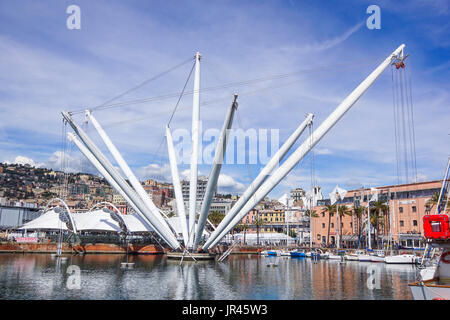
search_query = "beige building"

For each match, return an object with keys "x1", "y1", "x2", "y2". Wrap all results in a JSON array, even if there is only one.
[{"x1": 310, "y1": 180, "x2": 445, "y2": 248}]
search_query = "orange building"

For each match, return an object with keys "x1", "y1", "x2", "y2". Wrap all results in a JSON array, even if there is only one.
[{"x1": 310, "y1": 180, "x2": 446, "y2": 248}]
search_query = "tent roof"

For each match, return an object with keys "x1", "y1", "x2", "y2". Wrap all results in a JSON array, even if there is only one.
[
  {"x1": 19, "y1": 209, "x2": 68, "y2": 231},
  {"x1": 19, "y1": 208, "x2": 155, "y2": 233}
]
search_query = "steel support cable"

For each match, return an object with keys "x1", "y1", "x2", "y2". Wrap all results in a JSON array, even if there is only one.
[
  {"x1": 68, "y1": 58, "x2": 377, "y2": 114},
  {"x1": 401, "y1": 66, "x2": 415, "y2": 184},
  {"x1": 168, "y1": 61, "x2": 196, "y2": 126},
  {"x1": 398, "y1": 68, "x2": 410, "y2": 183},
  {"x1": 70, "y1": 57, "x2": 195, "y2": 115},
  {"x1": 391, "y1": 66, "x2": 401, "y2": 237},
  {"x1": 147, "y1": 61, "x2": 196, "y2": 174},
  {"x1": 392, "y1": 67, "x2": 401, "y2": 186},
  {"x1": 405, "y1": 66, "x2": 418, "y2": 182},
  {"x1": 394, "y1": 67, "x2": 404, "y2": 183},
  {"x1": 80, "y1": 63, "x2": 367, "y2": 133}
]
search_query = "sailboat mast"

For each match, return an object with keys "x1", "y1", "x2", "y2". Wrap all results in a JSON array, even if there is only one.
[{"x1": 367, "y1": 189, "x2": 372, "y2": 250}]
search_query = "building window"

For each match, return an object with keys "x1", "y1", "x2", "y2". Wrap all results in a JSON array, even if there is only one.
[
  {"x1": 322, "y1": 223, "x2": 325, "y2": 228},
  {"x1": 322, "y1": 212, "x2": 325, "y2": 217},
  {"x1": 331, "y1": 223, "x2": 334, "y2": 228},
  {"x1": 350, "y1": 222, "x2": 353, "y2": 229},
  {"x1": 400, "y1": 220, "x2": 404, "y2": 227},
  {"x1": 413, "y1": 220, "x2": 418, "y2": 226},
  {"x1": 412, "y1": 206, "x2": 416, "y2": 213},
  {"x1": 399, "y1": 207, "x2": 403, "y2": 213},
  {"x1": 317, "y1": 235, "x2": 321, "y2": 240}
]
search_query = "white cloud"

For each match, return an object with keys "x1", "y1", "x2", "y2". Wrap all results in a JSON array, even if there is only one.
[
  {"x1": 218, "y1": 174, "x2": 245, "y2": 194},
  {"x1": 136, "y1": 163, "x2": 171, "y2": 182},
  {"x1": 315, "y1": 148, "x2": 332, "y2": 155},
  {"x1": 4, "y1": 155, "x2": 43, "y2": 167}
]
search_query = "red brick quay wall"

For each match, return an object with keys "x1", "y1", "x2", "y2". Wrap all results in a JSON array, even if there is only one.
[{"x1": 0, "y1": 242, "x2": 165, "y2": 254}]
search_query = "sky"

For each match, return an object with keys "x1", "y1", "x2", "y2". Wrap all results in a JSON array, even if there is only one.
[{"x1": 0, "y1": 0, "x2": 449, "y2": 199}]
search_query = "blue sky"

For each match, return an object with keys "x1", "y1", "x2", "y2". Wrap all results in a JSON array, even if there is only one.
[{"x1": 0, "y1": 0, "x2": 449, "y2": 198}]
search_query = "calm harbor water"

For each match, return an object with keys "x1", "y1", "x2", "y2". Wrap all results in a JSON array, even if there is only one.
[{"x1": 0, "y1": 253, "x2": 418, "y2": 300}]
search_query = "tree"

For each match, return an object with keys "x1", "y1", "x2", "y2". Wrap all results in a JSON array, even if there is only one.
[
  {"x1": 426, "y1": 192, "x2": 443, "y2": 214},
  {"x1": 208, "y1": 210, "x2": 225, "y2": 227},
  {"x1": 322, "y1": 204, "x2": 336, "y2": 246},
  {"x1": 241, "y1": 223, "x2": 249, "y2": 244},
  {"x1": 254, "y1": 218, "x2": 265, "y2": 246},
  {"x1": 304, "y1": 209, "x2": 319, "y2": 218},
  {"x1": 339, "y1": 205, "x2": 354, "y2": 241},
  {"x1": 372, "y1": 200, "x2": 389, "y2": 248},
  {"x1": 352, "y1": 206, "x2": 365, "y2": 248}
]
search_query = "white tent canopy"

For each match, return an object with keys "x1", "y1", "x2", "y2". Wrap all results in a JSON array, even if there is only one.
[
  {"x1": 19, "y1": 208, "x2": 155, "y2": 233},
  {"x1": 19, "y1": 209, "x2": 69, "y2": 231}
]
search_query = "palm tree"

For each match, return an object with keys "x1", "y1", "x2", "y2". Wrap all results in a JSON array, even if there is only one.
[
  {"x1": 241, "y1": 223, "x2": 249, "y2": 244},
  {"x1": 254, "y1": 218, "x2": 265, "y2": 246},
  {"x1": 208, "y1": 210, "x2": 225, "y2": 227},
  {"x1": 339, "y1": 205, "x2": 354, "y2": 245},
  {"x1": 304, "y1": 209, "x2": 319, "y2": 218},
  {"x1": 426, "y1": 192, "x2": 442, "y2": 214},
  {"x1": 372, "y1": 200, "x2": 389, "y2": 248},
  {"x1": 352, "y1": 206, "x2": 365, "y2": 248},
  {"x1": 322, "y1": 204, "x2": 336, "y2": 246}
]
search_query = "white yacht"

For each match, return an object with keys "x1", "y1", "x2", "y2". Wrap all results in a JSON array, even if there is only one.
[
  {"x1": 384, "y1": 253, "x2": 417, "y2": 264},
  {"x1": 370, "y1": 250, "x2": 386, "y2": 262},
  {"x1": 409, "y1": 214, "x2": 450, "y2": 299},
  {"x1": 328, "y1": 252, "x2": 342, "y2": 260},
  {"x1": 345, "y1": 250, "x2": 364, "y2": 261}
]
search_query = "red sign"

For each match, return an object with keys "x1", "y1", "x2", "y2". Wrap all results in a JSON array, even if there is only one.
[
  {"x1": 423, "y1": 215, "x2": 449, "y2": 240},
  {"x1": 16, "y1": 237, "x2": 38, "y2": 243}
]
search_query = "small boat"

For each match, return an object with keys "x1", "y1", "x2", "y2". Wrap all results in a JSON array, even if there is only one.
[
  {"x1": 384, "y1": 254, "x2": 417, "y2": 264},
  {"x1": 267, "y1": 250, "x2": 281, "y2": 256},
  {"x1": 280, "y1": 250, "x2": 291, "y2": 256},
  {"x1": 320, "y1": 252, "x2": 330, "y2": 260},
  {"x1": 409, "y1": 213, "x2": 450, "y2": 299},
  {"x1": 259, "y1": 250, "x2": 268, "y2": 256},
  {"x1": 345, "y1": 250, "x2": 364, "y2": 261},
  {"x1": 370, "y1": 250, "x2": 386, "y2": 262},
  {"x1": 328, "y1": 253, "x2": 342, "y2": 260},
  {"x1": 358, "y1": 254, "x2": 372, "y2": 262},
  {"x1": 419, "y1": 265, "x2": 438, "y2": 281},
  {"x1": 290, "y1": 250, "x2": 306, "y2": 258},
  {"x1": 306, "y1": 249, "x2": 322, "y2": 259}
]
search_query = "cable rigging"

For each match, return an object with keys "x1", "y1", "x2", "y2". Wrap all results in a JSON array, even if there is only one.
[{"x1": 68, "y1": 57, "x2": 377, "y2": 115}]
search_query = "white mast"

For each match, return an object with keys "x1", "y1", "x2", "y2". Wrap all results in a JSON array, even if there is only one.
[
  {"x1": 188, "y1": 52, "x2": 201, "y2": 248},
  {"x1": 309, "y1": 197, "x2": 313, "y2": 248},
  {"x1": 166, "y1": 125, "x2": 190, "y2": 247},
  {"x1": 62, "y1": 111, "x2": 180, "y2": 249},
  {"x1": 86, "y1": 111, "x2": 175, "y2": 236},
  {"x1": 203, "y1": 113, "x2": 314, "y2": 249},
  {"x1": 204, "y1": 44, "x2": 406, "y2": 250},
  {"x1": 367, "y1": 190, "x2": 372, "y2": 250},
  {"x1": 435, "y1": 156, "x2": 450, "y2": 214},
  {"x1": 336, "y1": 202, "x2": 340, "y2": 249},
  {"x1": 193, "y1": 94, "x2": 238, "y2": 249}
]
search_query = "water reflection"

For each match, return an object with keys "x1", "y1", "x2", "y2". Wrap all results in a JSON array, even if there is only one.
[{"x1": 0, "y1": 254, "x2": 415, "y2": 300}]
